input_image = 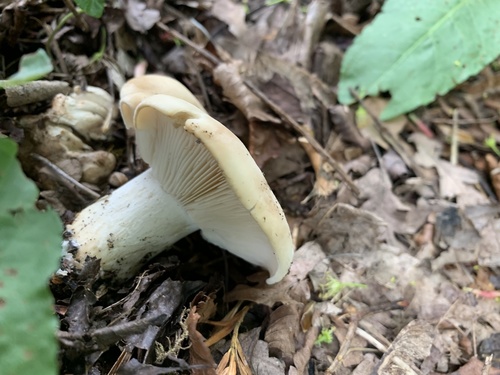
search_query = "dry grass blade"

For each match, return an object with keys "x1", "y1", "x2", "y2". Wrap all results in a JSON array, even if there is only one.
[{"x1": 216, "y1": 306, "x2": 252, "y2": 375}]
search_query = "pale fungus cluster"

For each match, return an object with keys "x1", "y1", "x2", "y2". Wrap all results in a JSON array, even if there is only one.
[{"x1": 19, "y1": 85, "x2": 116, "y2": 185}]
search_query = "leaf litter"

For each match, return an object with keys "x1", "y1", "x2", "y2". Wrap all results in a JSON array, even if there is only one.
[{"x1": 1, "y1": 0, "x2": 500, "y2": 374}]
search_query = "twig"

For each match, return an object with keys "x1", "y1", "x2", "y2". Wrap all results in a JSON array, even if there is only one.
[
  {"x1": 407, "y1": 113, "x2": 434, "y2": 138},
  {"x1": 349, "y1": 88, "x2": 423, "y2": 178},
  {"x1": 430, "y1": 115, "x2": 498, "y2": 125},
  {"x1": 156, "y1": 23, "x2": 220, "y2": 66},
  {"x1": 62, "y1": 0, "x2": 88, "y2": 31},
  {"x1": 355, "y1": 327, "x2": 388, "y2": 353},
  {"x1": 32, "y1": 153, "x2": 100, "y2": 200},
  {"x1": 324, "y1": 314, "x2": 360, "y2": 375},
  {"x1": 246, "y1": 81, "x2": 360, "y2": 195},
  {"x1": 43, "y1": 23, "x2": 68, "y2": 75},
  {"x1": 481, "y1": 354, "x2": 493, "y2": 375},
  {"x1": 157, "y1": 22, "x2": 360, "y2": 196},
  {"x1": 450, "y1": 109, "x2": 459, "y2": 165}
]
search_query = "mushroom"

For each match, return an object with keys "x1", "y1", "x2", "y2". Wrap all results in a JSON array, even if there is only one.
[
  {"x1": 64, "y1": 75, "x2": 294, "y2": 284},
  {"x1": 48, "y1": 85, "x2": 115, "y2": 141}
]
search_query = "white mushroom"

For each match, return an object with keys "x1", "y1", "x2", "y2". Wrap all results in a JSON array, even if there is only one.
[{"x1": 65, "y1": 75, "x2": 294, "y2": 284}]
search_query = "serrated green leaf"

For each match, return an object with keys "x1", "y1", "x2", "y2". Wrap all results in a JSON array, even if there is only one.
[
  {"x1": 0, "y1": 138, "x2": 62, "y2": 375},
  {"x1": 338, "y1": 0, "x2": 500, "y2": 120},
  {"x1": 74, "y1": 0, "x2": 105, "y2": 18},
  {"x1": 0, "y1": 49, "x2": 53, "y2": 89}
]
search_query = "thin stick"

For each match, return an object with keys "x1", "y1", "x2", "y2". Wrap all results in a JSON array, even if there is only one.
[
  {"x1": 156, "y1": 23, "x2": 220, "y2": 65},
  {"x1": 62, "y1": 0, "x2": 88, "y2": 31},
  {"x1": 430, "y1": 116, "x2": 497, "y2": 125},
  {"x1": 348, "y1": 88, "x2": 423, "y2": 177},
  {"x1": 247, "y1": 81, "x2": 359, "y2": 195},
  {"x1": 450, "y1": 109, "x2": 459, "y2": 165},
  {"x1": 324, "y1": 315, "x2": 360, "y2": 375},
  {"x1": 32, "y1": 153, "x2": 100, "y2": 200}
]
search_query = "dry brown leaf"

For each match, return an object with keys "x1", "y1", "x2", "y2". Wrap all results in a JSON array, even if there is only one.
[
  {"x1": 476, "y1": 217, "x2": 500, "y2": 269},
  {"x1": 252, "y1": 54, "x2": 337, "y2": 129},
  {"x1": 246, "y1": 340, "x2": 286, "y2": 374},
  {"x1": 192, "y1": 292, "x2": 218, "y2": 324},
  {"x1": 306, "y1": 203, "x2": 387, "y2": 262},
  {"x1": 291, "y1": 311, "x2": 320, "y2": 375},
  {"x1": 187, "y1": 308, "x2": 217, "y2": 375},
  {"x1": 356, "y1": 98, "x2": 407, "y2": 150},
  {"x1": 248, "y1": 121, "x2": 282, "y2": 168},
  {"x1": 357, "y1": 168, "x2": 414, "y2": 237},
  {"x1": 375, "y1": 320, "x2": 435, "y2": 375},
  {"x1": 457, "y1": 357, "x2": 500, "y2": 375},
  {"x1": 485, "y1": 153, "x2": 500, "y2": 200},
  {"x1": 213, "y1": 62, "x2": 279, "y2": 123},
  {"x1": 409, "y1": 133, "x2": 487, "y2": 204},
  {"x1": 264, "y1": 304, "x2": 300, "y2": 366},
  {"x1": 225, "y1": 242, "x2": 326, "y2": 306},
  {"x1": 216, "y1": 306, "x2": 252, "y2": 375},
  {"x1": 124, "y1": 0, "x2": 160, "y2": 33},
  {"x1": 299, "y1": 137, "x2": 337, "y2": 197},
  {"x1": 350, "y1": 354, "x2": 379, "y2": 375},
  {"x1": 435, "y1": 160, "x2": 485, "y2": 203},
  {"x1": 205, "y1": 304, "x2": 247, "y2": 348},
  {"x1": 211, "y1": 0, "x2": 247, "y2": 38}
]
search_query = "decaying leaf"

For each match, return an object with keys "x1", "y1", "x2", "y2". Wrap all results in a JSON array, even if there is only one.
[
  {"x1": 124, "y1": 0, "x2": 160, "y2": 33},
  {"x1": 374, "y1": 320, "x2": 435, "y2": 375},
  {"x1": 356, "y1": 97, "x2": 407, "y2": 150},
  {"x1": 211, "y1": 0, "x2": 247, "y2": 38},
  {"x1": 213, "y1": 62, "x2": 280, "y2": 123},
  {"x1": 216, "y1": 306, "x2": 253, "y2": 375},
  {"x1": 264, "y1": 304, "x2": 300, "y2": 366},
  {"x1": 187, "y1": 307, "x2": 217, "y2": 375},
  {"x1": 225, "y1": 242, "x2": 326, "y2": 307}
]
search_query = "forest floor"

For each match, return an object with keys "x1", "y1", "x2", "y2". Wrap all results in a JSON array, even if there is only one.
[{"x1": 1, "y1": 1, "x2": 500, "y2": 374}]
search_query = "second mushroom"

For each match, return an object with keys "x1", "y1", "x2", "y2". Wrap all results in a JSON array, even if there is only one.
[{"x1": 64, "y1": 75, "x2": 294, "y2": 284}]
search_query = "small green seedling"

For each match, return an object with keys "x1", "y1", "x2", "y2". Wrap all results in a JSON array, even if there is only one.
[
  {"x1": 315, "y1": 327, "x2": 335, "y2": 346},
  {"x1": 319, "y1": 274, "x2": 366, "y2": 301},
  {"x1": 485, "y1": 135, "x2": 500, "y2": 157}
]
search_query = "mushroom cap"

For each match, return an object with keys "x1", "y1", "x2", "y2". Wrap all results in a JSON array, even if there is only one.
[
  {"x1": 120, "y1": 75, "x2": 206, "y2": 129},
  {"x1": 127, "y1": 93, "x2": 294, "y2": 284}
]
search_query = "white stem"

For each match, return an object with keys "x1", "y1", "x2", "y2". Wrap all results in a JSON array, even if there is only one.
[{"x1": 65, "y1": 169, "x2": 197, "y2": 279}]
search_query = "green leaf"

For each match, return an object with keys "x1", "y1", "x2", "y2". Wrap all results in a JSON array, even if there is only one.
[
  {"x1": 0, "y1": 139, "x2": 37, "y2": 211},
  {"x1": 74, "y1": 0, "x2": 105, "y2": 18},
  {"x1": 0, "y1": 49, "x2": 53, "y2": 89},
  {"x1": 338, "y1": 0, "x2": 500, "y2": 120},
  {"x1": 0, "y1": 138, "x2": 62, "y2": 375}
]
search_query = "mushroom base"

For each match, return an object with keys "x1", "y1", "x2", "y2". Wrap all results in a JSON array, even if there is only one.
[{"x1": 63, "y1": 169, "x2": 197, "y2": 279}]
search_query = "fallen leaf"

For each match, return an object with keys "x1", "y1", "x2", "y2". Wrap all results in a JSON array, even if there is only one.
[
  {"x1": 264, "y1": 304, "x2": 300, "y2": 366},
  {"x1": 225, "y1": 242, "x2": 326, "y2": 307},
  {"x1": 124, "y1": 0, "x2": 160, "y2": 33},
  {"x1": 456, "y1": 356, "x2": 500, "y2": 375},
  {"x1": 213, "y1": 62, "x2": 279, "y2": 123},
  {"x1": 211, "y1": 0, "x2": 247, "y2": 38},
  {"x1": 187, "y1": 307, "x2": 217, "y2": 375},
  {"x1": 374, "y1": 320, "x2": 435, "y2": 375}
]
